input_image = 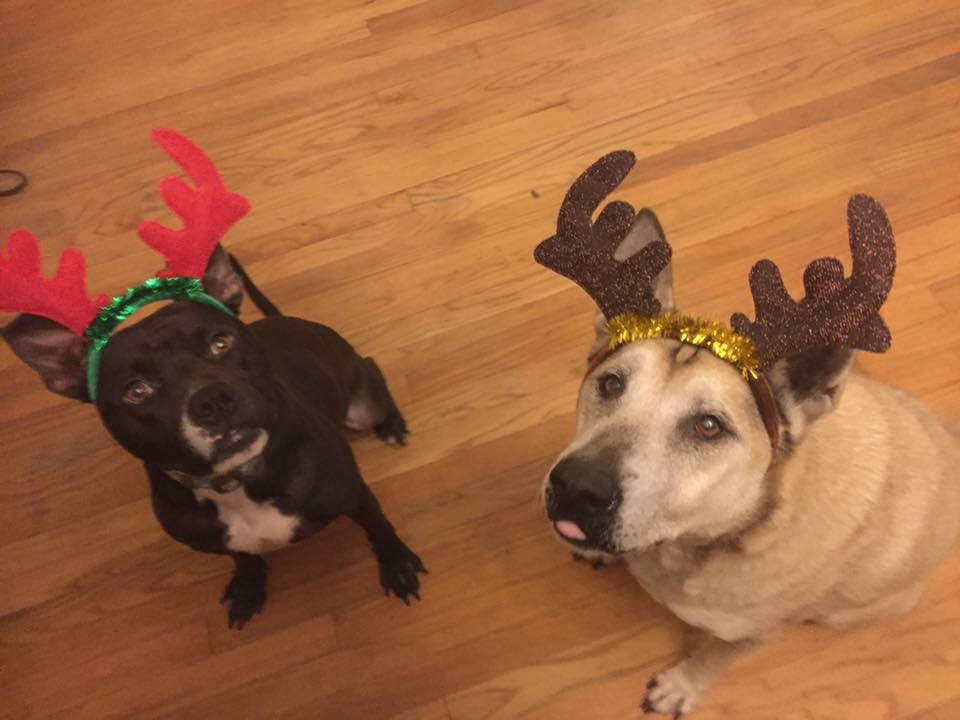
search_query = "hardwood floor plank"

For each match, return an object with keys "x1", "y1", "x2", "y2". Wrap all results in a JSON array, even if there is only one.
[{"x1": 2, "y1": 1, "x2": 958, "y2": 718}]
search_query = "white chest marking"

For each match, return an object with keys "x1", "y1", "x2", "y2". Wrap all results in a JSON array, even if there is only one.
[{"x1": 195, "y1": 486, "x2": 299, "y2": 554}]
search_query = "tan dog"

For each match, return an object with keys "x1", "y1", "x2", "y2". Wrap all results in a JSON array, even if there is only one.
[{"x1": 537, "y1": 155, "x2": 960, "y2": 717}]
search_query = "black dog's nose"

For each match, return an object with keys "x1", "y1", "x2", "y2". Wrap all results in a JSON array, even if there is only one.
[
  {"x1": 549, "y1": 456, "x2": 622, "y2": 512},
  {"x1": 188, "y1": 383, "x2": 238, "y2": 430}
]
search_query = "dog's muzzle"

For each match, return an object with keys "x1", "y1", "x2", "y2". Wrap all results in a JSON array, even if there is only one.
[{"x1": 545, "y1": 456, "x2": 622, "y2": 550}]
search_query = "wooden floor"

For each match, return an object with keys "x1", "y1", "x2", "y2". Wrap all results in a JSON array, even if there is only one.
[{"x1": 2, "y1": 1, "x2": 960, "y2": 718}]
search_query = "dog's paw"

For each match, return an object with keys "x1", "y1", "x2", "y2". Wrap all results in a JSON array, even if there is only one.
[
  {"x1": 378, "y1": 543, "x2": 427, "y2": 605},
  {"x1": 221, "y1": 575, "x2": 267, "y2": 630},
  {"x1": 375, "y1": 410, "x2": 408, "y2": 447},
  {"x1": 641, "y1": 664, "x2": 700, "y2": 718}
]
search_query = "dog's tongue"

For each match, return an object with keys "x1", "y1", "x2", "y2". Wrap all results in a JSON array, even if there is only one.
[{"x1": 555, "y1": 520, "x2": 587, "y2": 541}]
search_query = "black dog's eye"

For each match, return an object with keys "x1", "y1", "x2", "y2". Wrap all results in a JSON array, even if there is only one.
[
  {"x1": 597, "y1": 372, "x2": 624, "y2": 399},
  {"x1": 694, "y1": 414, "x2": 724, "y2": 440},
  {"x1": 209, "y1": 332, "x2": 235, "y2": 357},
  {"x1": 123, "y1": 379, "x2": 155, "y2": 405}
]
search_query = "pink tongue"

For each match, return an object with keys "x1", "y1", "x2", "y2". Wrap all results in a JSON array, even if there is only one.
[{"x1": 555, "y1": 520, "x2": 587, "y2": 541}]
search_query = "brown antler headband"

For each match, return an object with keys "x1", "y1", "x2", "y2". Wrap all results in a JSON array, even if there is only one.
[
  {"x1": 534, "y1": 152, "x2": 897, "y2": 378},
  {"x1": 731, "y1": 194, "x2": 895, "y2": 364},
  {"x1": 534, "y1": 150, "x2": 672, "y2": 319}
]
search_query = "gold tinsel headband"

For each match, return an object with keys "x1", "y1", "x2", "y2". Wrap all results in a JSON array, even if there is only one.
[
  {"x1": 604, "y1": 313, "x2": 761, "y2": 380},
  {"x1": 534, "y1": 152, "x2": 897, "y2": 379}
]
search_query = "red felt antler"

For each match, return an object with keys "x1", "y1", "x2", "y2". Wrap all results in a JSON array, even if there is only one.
[
  {"x1": 138, "y1": 129, "x2": 250, "y2": 279},
  {"x1": 0, "y1": 230, "x2": 109, "y2": 335}
]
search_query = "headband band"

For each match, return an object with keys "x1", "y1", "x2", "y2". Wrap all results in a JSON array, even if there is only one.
[
  {"x1": 604, "y1": 313, "x2": 761, "y2": 379},
  {"x1": 84, "y1": 276, "x2": 234, "y2": 400}
]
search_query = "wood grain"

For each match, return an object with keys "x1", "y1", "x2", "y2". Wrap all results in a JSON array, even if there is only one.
[{"x1": 2, "y1": 1, "x2": 959, "y2": 718}]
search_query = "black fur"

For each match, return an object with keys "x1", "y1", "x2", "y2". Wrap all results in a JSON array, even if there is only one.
[
  {"x1": 229, "y1": 252, "x2": 281, "y2": 317},
  {"x1": 3, "y1": 251, "x2": 425, "y2": 627}
]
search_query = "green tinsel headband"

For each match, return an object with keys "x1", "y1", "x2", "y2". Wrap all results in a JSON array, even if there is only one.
[{"x1": 84, "y1": 277, "x2": 234, "y2": 401}]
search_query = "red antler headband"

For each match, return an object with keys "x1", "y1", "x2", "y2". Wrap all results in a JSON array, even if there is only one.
[
  {"x1": 535, "y1": 151, "x2": 897, "y2": 379},
  {"x1": 0, "y1": 129, "x2": 251, "y2": 400}
]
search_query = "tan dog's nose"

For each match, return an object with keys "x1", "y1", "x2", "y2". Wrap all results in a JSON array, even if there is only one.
[{"x1": 549, "y1": 456, "x2": 621, "y2": 513}]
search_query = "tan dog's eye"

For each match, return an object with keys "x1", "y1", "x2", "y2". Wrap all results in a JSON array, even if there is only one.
[
  {"x1": 123, "y1": 379, "x2": 155, "y2": 405},
  {"x1": 598, "y1": 372, "x2": 624, "y2": 399},
  {"x1": 695, "y1": 414, "x2": 723, "y2": 439},
  {"x1": 209, "y1": 333, "x2": 235, "y2": 357}
]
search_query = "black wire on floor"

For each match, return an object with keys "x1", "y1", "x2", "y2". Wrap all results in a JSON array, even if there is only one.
[{"x1": 0, "y1": 170, "x2": 28, "y2": 196}]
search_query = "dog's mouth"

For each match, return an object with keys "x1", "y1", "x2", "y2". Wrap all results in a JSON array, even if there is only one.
[
  {"x1": 553, "y1": 519, "x2": 588, "y2": 543},
  {"x1": 551, "y1": 519, "x2": 621, "y2": 554},
  {"x1": 210, "y1": 427, "x2": 269, "y2": 475},
  {"x1": 550, "y1": 517, "x2": 615, "y2": 552},
  {"x1": 544, "y1": 486, "x2": 619, "y2": 553}
]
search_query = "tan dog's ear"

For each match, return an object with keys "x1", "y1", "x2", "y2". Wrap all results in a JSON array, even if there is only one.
[
  {"x1": 589, "y1": 209, "x2": 674, "y2": 357},
  {"x1": 767, "y1": 345, "x2": 855, "y2": 433},
  {"x1": 589, "y1": 310, "x2": 609, "y2": 358},
  {"x1": 614, "y1": 209, "x2": 674, "y2": 312}
]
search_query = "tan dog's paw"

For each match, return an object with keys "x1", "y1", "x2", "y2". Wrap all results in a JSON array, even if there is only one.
[{"x1": 641, "y1": 664, "x2": 700, "y2": 718}]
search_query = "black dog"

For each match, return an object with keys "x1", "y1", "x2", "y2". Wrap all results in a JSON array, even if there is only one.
[{"x1": 4, "y1": 246, "x2": 425, "y2": 628}]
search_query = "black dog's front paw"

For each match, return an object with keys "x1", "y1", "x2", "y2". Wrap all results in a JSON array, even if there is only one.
[
  {"x1": 221, "y1": 572, "x2": 267, "y2": 630},
  {"x1": 375, "y1": 410, "x2": 408, "y2": 447},
  {"x1": 378, "y1": 543, "x2": 427, "y2": 605}
]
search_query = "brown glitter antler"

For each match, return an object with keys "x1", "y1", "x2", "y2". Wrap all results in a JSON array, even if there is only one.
[
  {"x1": 731, "y1": 194, "x2": 896, "y2": 368},
  {"x1": 534, "y1": 151, "x2": 672, "y2": 319}
]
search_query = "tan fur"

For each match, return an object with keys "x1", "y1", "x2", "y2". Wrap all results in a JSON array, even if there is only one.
[
  {"x1": 545, "y1": 209, "x2": 960, "y2": 716},
  {"x1": 629, "y1": 369, "x2": 960, "y2": 636},
  {"x1": 548, "y1": 340, "x2": 960, "y2": 715}
]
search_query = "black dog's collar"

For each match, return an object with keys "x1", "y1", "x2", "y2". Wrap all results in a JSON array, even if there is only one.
[{"x1": 165, "y1": 469, "x2": 240, "y2": 494}]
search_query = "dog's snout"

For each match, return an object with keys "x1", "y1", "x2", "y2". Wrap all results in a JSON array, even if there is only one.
[
  {"x1": 549, "y1": 456, "x2": 621, "y2": 512},
  {"x1": 188, "y1": 383, "x2": 239, "y2": 430}
]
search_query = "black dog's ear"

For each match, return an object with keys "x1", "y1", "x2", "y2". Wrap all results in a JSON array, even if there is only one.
[
  {"x1": 202, "y1": 244, "x2": 244, "y2": 314},
  {"x1": 3, "y1": 314, "x2": 90, "y2": 402}
]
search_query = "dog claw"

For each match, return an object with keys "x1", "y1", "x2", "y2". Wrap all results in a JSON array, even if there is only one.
[
  {"x1": 646, "y1": 677, "x2": 659, "y2": 691},
  {"x1": 375, "y1": 412, "x2": 409, "y2": 448},
  {"x1": 641, "y1": 698, "x2": 654, "y2": 714},
  {"x1": 221, "y1": 573, "x2": 266, "y2": 630},
  {"x1": 378, "y1": 543, "x2": 427, "y2": 605}
]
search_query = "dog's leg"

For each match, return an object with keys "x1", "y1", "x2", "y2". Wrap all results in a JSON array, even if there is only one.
[
  {"x1": 221, "y1": 553, "x2": 268, "y2": 630},
  {"x1": 345, "y1": 357, "x2": 408, "y2": 446},
  {"x1": 347, "y1": 483, "x2": 426, "y2": 604},
  {"x1": 818, "y1": 582, "x2": 923, "y2": 626},
  {"x1": 643, "y1": 632, "x2": 757, "y2": 718}
]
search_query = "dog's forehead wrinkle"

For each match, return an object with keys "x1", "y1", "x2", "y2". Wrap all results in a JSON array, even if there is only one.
[
  {"x1": 596, "y1": 341, "x2": 674, "y2": 388},
  {"x1": 672, "y1": 343, "x2": 700, "y2": 367}
]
